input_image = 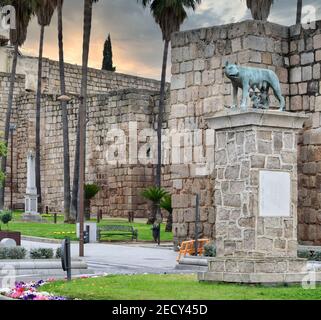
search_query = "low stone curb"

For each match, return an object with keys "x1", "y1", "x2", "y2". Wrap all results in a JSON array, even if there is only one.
[
  {"x1": 0, "y1": 259, "x2": 87, "y2": 269},
  {"x1": 21, "y1": 236, "x2": 77, "y2": 244},
  {"x1": 176, "y1": 256, "x2": 209, "y2": 271}
]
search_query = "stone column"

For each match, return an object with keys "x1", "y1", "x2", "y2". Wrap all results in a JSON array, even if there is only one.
[
  {"x1": 198, "y1": 109, "x2": 321, "y2": 284},
  {"x1": 23, "y1": 150, "x2": 41, "y2": 221}
]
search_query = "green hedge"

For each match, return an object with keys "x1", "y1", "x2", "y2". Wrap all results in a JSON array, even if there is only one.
[
  {"x1": 30, "y1": 248, "x2": 54, "y2": 259},
  {"x1": 0, "y1": 247, "x2": 27, "y2": 259}
]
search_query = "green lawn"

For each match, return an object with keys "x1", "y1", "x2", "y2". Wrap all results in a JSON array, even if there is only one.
[
  {"x1": 6, "y1": 212, "x2": 173, "y2": 242},
  {"x1": 41, "y1": 274, "x2": 321, "y2": 300}
]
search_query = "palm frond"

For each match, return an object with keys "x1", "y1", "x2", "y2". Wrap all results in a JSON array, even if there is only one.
[
  {"x1": 141, "y1": 186, "x2": 169, "y2": 204},
  {"x1": 160, "y1": 194, "x2": 172, "y2": 214},
  {"x1": 139, "y1": 0, "x2": 201, "y2": 41}
]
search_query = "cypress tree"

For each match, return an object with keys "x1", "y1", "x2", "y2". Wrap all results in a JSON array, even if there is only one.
[{"x1": 102, "y1": 33, "x2": 116, "y2": 71}]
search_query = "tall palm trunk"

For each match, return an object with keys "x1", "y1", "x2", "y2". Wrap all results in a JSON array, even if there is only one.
[
  {"x1": 247, "y1": 0, "x2": 273, "y2": 21},
  {"x1": 0, "y1": 42, "x2": 19, "y2": 210},
  {"x1": 35, "y1": 24, "x2": 45, "y2": 210},
  {"x1": 153, "y1": 39, "x2": 169, "y2": 225},
  {"x1": 78, "y1": 0, "x2": 93, "y2": 257},
  {"x1": 70, "y1": 120, "x2": 80, "y2": 221},
  {"x1": 296, "y1": 0, "x2": 303, "y2": 24},
  {"x1": 57, "y1": 0, "x2": 71, "y2": 222},
  {"x1": 156, "y1": 39, "x2": 169, "y2": 188}
]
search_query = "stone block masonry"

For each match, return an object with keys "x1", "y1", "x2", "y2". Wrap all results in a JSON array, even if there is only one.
[
  {"x1": 0, "y1": 50, "x2": 170, "y2": 217},
  {"x1": 289, "y1": 22, "x2": 321, "y2": 245},
  {"x1": 8, "y1": 89, "x2": 170, "y2": 218},
  {"x1": 198, "y1": 110, "x2": 310, "y2": 285},
  {"x1": 170, "y1": 19, "x2": 321, "y2": 246},
  {"x1": 170, "y1": 20, "x2": 290, "y2": 246},
  {"x1": 16, "y1": 55, "x2": 163, "y2": 94}
]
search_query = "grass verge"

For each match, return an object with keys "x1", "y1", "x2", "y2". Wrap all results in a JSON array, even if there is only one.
[{"x1": 40, "y1": 274, "x2": 321, "y2": 300}]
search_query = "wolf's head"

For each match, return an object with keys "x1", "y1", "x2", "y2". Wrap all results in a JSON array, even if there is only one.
[{"x1": 224, "y1": 62, "x2": 240, "y2": 79}]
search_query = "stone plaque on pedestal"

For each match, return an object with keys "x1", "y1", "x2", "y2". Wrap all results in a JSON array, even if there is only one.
[
  {"x1": 197, "y1": 109, "x2": 321, "y2": 284},
  {"x1": 259, "y1": 170, "x2": 291, "y2": 217}
]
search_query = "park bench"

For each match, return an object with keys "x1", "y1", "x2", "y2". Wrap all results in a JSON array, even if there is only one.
[
  {"x1": 176, "y1": 239, "x2": 210, "y2": 262},
  {"x1": 97, "y1": 225, "x2": 138, "y2": 242}
]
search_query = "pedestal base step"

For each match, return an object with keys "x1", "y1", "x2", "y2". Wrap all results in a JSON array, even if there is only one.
[
  {"x1": 198, "y1": 257, "x2": 320, "y2": 284},
  {"x1": 198, "y1": 271, "x2": 321, "y2": 284}
]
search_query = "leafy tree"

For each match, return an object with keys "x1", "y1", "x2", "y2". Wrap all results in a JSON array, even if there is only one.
[
  {"x1": 0, "y1": 0, "x2": 36, "y2": 209},
  {"x1": 102, "y1": 34, "x2": 116, "y2": 72},
  {"x1": 139, "y1": 0, "x2": 201, "y2": 190}
]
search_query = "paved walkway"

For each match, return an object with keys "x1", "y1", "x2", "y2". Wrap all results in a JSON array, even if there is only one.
[{"x1": 21, "y1": 240, "x2": 184, "y2": 276}]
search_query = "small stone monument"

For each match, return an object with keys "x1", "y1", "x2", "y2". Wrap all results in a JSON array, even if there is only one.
[
  {"x1": 198, "y1": 109, "x2": 318, "y2": 284},
  {"x1": 23, "y1": 150, "x2": 41, "y2": 222}
]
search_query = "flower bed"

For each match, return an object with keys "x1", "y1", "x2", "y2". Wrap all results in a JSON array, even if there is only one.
[{"x1": 0, "y1": 279, "x2": 68, "y2": 300}]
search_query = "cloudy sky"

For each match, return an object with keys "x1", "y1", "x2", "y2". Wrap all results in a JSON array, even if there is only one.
[{"x1": 21, "y1": 0, "x2": 321, "y2": 80}]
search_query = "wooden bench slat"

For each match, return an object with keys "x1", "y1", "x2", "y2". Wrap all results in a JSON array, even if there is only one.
[{"x1": 97, "y1": 225, "x2": 138, "y2": 242}]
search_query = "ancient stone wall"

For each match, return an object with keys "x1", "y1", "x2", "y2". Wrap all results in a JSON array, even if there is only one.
[
  {"x1": 290, "y1": 22, "x2": 321, "y2": 245},
  {"x1": 0, "y1": 72, "x2": 26, "y2": 207},
  {"x1": 9, "y1": 89, "x2": 169, "y2": 217},
  {"x1": 16, "y1": 55, "x2": 162, "y2": 94},
  {"x1": 170, "y1": 20, "x2": 290, "y2": 246}
]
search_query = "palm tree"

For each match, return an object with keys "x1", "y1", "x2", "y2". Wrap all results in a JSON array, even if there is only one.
[
  {"x1": 245, "y1": 0, "x2": 274, "y2": 21},
  {"x1": 296, "y1": 0, "x2": 303, "y2": 24},
  {"x1": 160, "y1": 194, "x2": 173, "y2": 232},
  {"x1": 35, "y1": 0, "x2": 58, "y2": 211},
  {"x1": 0, "y1": 0, "x2": 36, "y2": 209},
  {"x1": 141, "y1": 186, "x2": 169, "y2": 224},
  {"x1": 139, "y1": 0, "x2": 201, "y2": 191},
  {"x1": 70, "y1": 0, "x2": 99, "y2": 225},
  {"x1": 77, "y1": 0, "x2": 99, "y2": 256},
  {"x1": 57, "y1": 0, "x2": 71, "y2": 223}
]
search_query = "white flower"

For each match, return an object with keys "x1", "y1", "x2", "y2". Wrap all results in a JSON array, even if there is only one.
[{"x1": 0, "y1": 288, "x2": 11, "y2": 294}]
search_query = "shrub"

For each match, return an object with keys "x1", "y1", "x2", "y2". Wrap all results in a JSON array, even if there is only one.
[
  {"x1": 312, "y1": 251, "x2": 321, "y2": 261},
  {"x1": 203, "y1": 241, "x2": 216, "y2": 257},
  {"x1": 297, "y1": 249, "x2": 321, "y2": 261},
  {"x1": 0, "y1": 248, "x2": 9, "y2": 259},
  {"x1": 0, "y1": 247, "x2": 26, "y2": 260},
  {"x1": 0, "y1": 211, "x2": 12, "y2": 230},
  {"x1": 298, "y1": 249, "x2": 312, "y2": 259},
  {"x1": 8, "y1": 247, "x2": 27, "y2": 259},
  {"x1": 85, "y1": 184, "x2": 101, "y2": 200},
  {"x1": 0, "y1": 140, "x2": 6, "y2": 186},
  {"x1": 30, "y1": 248, "x2": 54, "y2": 260},
  {"x1": 55, "y1": 247, "x2": 62, "y2": 259}
]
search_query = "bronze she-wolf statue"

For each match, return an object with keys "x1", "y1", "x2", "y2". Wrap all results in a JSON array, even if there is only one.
[{"x1": 224, "y1": 61, "x2": 285, "y2": 111}]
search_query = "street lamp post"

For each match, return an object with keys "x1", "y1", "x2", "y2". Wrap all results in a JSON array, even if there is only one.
[
  {"x1": 57, "y1": 94, "x2": 85, "y2": 257},
  {"x1": 9, "y1": 124, "x2": 16, "y2": 211}
]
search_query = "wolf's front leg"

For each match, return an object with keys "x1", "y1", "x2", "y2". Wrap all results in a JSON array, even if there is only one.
[
  {"x1": 240, "y1": 84, "x2": 249, "y2": 110},
  {"x1": 232, "y1": 85, "x2": 238, "y2": 109}
]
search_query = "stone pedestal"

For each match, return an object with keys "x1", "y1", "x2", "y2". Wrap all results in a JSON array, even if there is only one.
[{"x1": 198, "y1": 109, "x2": 320, "y2": 284}]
